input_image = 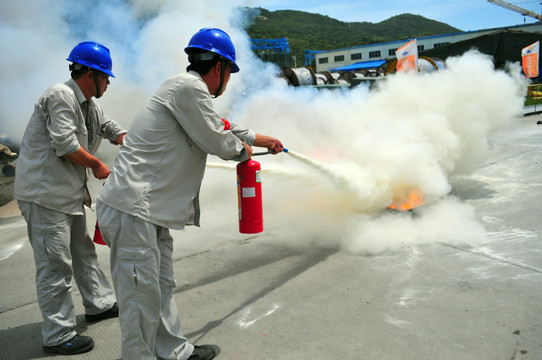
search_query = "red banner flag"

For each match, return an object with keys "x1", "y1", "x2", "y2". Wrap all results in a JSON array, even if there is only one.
[
  {"x1": 396, "y1": 39, "x2": 418, "y2": 74},
  {"x1": 522, "y1": 41, "x2": 539, "y2": 79}
]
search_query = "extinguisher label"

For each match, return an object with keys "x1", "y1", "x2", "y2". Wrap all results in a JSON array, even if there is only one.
[
  {"x1": 255, "y1": 170, "x2": 261, "y2": 183},
  {"x1": 242, "y1": 187, "x2": 256, "y2": 198}
]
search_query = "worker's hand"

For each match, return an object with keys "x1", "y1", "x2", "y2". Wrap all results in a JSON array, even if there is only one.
[
  {"x1": 267, "y1": 137, "x2": 284, "y2": 154},
  {"x1": 116, "y1": 133, "x2": 126, "y2": 145},
  {"x1": 91, "y1": 161, "x2": 111, "y2": 180},
  {"x1": 64, "y1": 148, "x2": 111, "y2": 179},
  {"x1": 253, "y1": 134, "x2": 284, "y2": 154},
  {"x1": 242, "y1": 141, "x2": 253, "y2": 158}
]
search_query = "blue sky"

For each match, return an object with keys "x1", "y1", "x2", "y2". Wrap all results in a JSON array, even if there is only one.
[{"x1": 252, "y1": 0, "x2": 541, "y2": 32}]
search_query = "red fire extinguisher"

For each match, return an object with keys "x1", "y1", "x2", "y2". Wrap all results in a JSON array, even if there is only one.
[
  {"x1": 237, "y1": 159, "x2": 263, "y2": 234},
  {"x1": 93, "y1": 182, "x2": 107, "y2": 245},
  {"x1": 93, "y1": 221, "x2": 106, "y2": 245}
]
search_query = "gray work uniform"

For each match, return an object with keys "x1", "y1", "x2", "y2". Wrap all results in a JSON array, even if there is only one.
[
  {"x1": 14, "y1": 78, "x2": 126, "y2": 346},
  {"x1": 97, "y1": 70, "x2": 254, "y2": 359}
]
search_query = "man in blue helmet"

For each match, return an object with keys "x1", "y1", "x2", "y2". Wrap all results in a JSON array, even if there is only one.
[
  {"x1": 14, "y1": 41, "x2": 126, "y2": 355},
  {"x1": 96, "y1": 28, "x2": 284, "y2": 360}
]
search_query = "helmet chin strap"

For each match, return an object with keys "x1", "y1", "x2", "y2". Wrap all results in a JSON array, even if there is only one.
[
  {"x1": 69, "y1": 64, "x2": 103, "y2": 98},
  {"x1": 212, "y1": 59, "x2": 227, "y2": 98},
  {"x1": 91, "y1": 70, "x2": 102, "y2": 98}
]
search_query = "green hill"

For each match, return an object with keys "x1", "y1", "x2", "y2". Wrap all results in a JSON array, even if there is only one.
[{"x1": 244, "y1": 8, "x2": 462, "y2": 62}]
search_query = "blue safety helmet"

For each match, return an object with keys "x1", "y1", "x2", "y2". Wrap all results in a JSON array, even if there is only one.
[
  {"x1": 67, "y1": 41, "x2": 115, "y2": 78},
  {"x1": 184, "y1": 28, "x2": 239, "y2": 73}
]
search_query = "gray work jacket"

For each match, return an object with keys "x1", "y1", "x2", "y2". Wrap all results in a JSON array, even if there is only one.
[
  {"x1": 14, "y1": 79, "x2": 126, "y2": 215},
  {"x1": 98, "y1": 71, "x2": 255, "y2": 230}
]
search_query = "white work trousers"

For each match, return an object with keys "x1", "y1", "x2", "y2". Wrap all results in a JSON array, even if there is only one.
[
  {"x1": 17, "y1": 200, "x2": 116, "y2": 346},
  {"x1": 96, "y1": 200, "x2": 193, "y2": 360}
]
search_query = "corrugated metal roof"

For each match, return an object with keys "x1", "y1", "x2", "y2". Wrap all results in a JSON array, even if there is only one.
[
  {"x1": 316, "y1": 22, "x2": 542, "y2": 54},
  {"x1": 332, "y1": 60, "x2": 386, "y2": 72}
]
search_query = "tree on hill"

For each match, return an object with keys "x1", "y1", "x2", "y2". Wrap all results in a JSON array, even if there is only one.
[{"x1": 243, "y1": 8, "x2": 461, "y2": 62}]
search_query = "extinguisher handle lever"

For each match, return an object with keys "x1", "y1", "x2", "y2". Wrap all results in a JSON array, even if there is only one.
[
  {"x1": 252, "y1": 150, "x2": 272, "y2": 156},
  {"x1": 252, "y1": 148, "x2": 288, "y2": 156}
]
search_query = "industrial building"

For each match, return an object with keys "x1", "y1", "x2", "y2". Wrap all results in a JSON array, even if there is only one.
[{"x1": 312, "y1": 23, "x2": 542, "y2": 73}]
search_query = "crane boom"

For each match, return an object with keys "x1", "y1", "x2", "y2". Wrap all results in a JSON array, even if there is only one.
[{"x1": 488, "y1": 0, "x2": 542, "y2": 21}]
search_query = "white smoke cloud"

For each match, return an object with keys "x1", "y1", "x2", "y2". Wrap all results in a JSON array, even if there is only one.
[
  {"x1": 0, "y1": 0, "x2": 70, "y2": 139},
  {"x1": 0, "y1": 0, "x2": 526, "y2": 254},
  {"x1": 343, "y1": 197, "x2": 489, "y2": 254},
  {"x1": 213, "y1": 50, "x2": 525, "y2": 254},
  {"x1": 0, "y1": 0, "x2": 267, "y2": 136}
]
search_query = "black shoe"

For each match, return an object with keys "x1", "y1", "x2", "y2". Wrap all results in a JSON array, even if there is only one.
[
  {"x1": 85, "y1": 302, "x2": 119, "y2": 322},
  {"x1": 188, "y1": 345, "x2": 218, "y2": 360},
  {"x1": 43, "y1": 334, "x2": 94, "y2": 355}
]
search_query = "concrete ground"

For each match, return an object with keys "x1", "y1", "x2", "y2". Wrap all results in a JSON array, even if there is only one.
[{"x1": 1, "y1": 114, "x2": 542, "y2": 359}]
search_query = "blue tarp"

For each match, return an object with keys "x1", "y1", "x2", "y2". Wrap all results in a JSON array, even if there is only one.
[{"x1": 332, "y1": 60, "x2": 386, "y2": 72}]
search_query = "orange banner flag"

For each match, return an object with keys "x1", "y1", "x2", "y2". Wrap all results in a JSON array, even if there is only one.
[
  {"x1": 522, "y1": 41, "x2": 539, "y2": 79},
  {"x1": 396, "y1": 39, "x2": 418, "y2": 74}
]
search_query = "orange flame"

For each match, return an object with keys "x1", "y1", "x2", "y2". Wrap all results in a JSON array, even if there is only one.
[{"x1": 389, "y1": 190, "x2": 424, "y2": 211}]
